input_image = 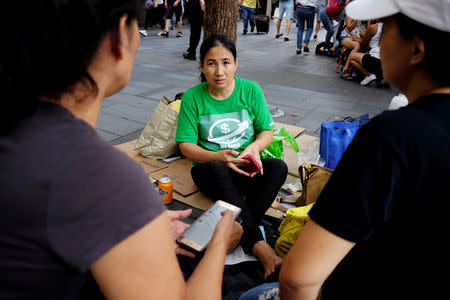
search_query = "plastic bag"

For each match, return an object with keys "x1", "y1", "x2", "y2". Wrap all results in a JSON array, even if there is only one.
[
  {"x1": 319, "y1": 114, "x2": 369, "y2": 170},
  {"x1": 260, "y1": 126, "x2": 299, "y2": 160},
  {"x1": 275, "y1": 202, "x2": 315, "y2": 258}
]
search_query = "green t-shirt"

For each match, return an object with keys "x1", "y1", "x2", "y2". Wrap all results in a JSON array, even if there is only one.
[{"x1": 176, "y1": 77, "x2": 274, "y2": 153}]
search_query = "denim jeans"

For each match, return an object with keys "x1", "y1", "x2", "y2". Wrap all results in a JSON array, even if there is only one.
[
  {"x1": 278, "y1": 0, "x2": 294, "y2": 19},
  {"x1": 239, "y1": 282, "x2": 280, "y2": 300},
  {"x1": 319, "y1": 8, "x2": 345, "y2": 47},
  {"x1": 242, "y1": 6, "x2": 255, "y2": 33},
  {"x1": 296, "y1": 6, "x2": 315, "y2": 49}
]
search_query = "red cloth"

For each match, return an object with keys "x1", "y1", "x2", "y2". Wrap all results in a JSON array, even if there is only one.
[{"x1": 326, "y1": 0, "x2": 345, "y2": 20}]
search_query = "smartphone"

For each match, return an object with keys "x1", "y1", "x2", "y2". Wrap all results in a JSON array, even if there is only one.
[
  {"x1": 177, "y1": 200, "x2": 241, "y2": 252},
  {"x1": 240, "y1": 154, "x2": 263, "y2": 173}
]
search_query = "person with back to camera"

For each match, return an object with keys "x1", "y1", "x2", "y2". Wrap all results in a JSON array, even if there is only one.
[
  {"x1": 176, "y1": 33, "x2": 288, "y2": 279},
  {"x1": 239, "y1": 0, "x2": 450, "y2": 299},
  {"x1": 294, "y1": 0, "x2": 318, "y2": 55},
  {"x1": 0, "y1": 1, "x2": 243, "y2": 299}
]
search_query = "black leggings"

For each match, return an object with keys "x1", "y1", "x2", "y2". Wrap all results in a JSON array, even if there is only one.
[{"x1": 191, "y1": 158, "x2": 288, "y2": 253}]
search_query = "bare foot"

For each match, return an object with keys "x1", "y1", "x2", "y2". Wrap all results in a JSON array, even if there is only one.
[{"x1": 252, "y1": 240, "x2": 283, "y2": 279}]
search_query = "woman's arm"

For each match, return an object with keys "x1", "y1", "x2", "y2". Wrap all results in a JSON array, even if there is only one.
[
  {"x1": 345, "y1": 16, "x2": 357, "y2": 33},
  {"x1": 279, "y1": 219, "x2": 355, "y2": 300},
  {"x1": 186, "y1": 210, "x2": 243, "y2": 299},
  {"x1": 237, "y1": 129, "x2": 274, "y2": 176},
  {"x1": 179, "y1": 142, "x2": 250, "y2": 176},
  {"x1": 91, "y1": 210, "x2": 242, "y2": 300}
]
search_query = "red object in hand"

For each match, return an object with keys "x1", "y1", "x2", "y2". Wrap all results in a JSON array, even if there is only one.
[{"x1": 240, "y1": 154, "x2": 262, "y2": 172}]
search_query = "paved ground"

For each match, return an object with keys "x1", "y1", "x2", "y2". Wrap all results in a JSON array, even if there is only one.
[{"x1": 98, "y1": 18, "x2": 398, "y2": 146}]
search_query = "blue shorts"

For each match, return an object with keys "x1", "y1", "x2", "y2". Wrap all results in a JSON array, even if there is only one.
[{"x1": 278, "y1": 0, "x2": 294, "y2": 19}]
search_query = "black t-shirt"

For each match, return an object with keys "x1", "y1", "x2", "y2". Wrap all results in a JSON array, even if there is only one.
[
  {"x1": 0, "y1": 102, "x2": 165, "y2": 299},
  {"x1": 309, "y1": 94, "x2": 450, "y2": 299}
]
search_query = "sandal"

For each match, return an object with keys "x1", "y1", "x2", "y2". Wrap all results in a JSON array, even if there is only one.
[
  {"x1": 160, "y1": 31, "x2": 168, "y2": 37},
  {"x1": 176, "y1": 32, "x2": 182, "y2": 37}
]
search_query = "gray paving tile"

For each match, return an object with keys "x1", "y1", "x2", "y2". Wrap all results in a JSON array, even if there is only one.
[
  {"x1": 96, "y1": 129, "x2": 121, "y2": 142},
  {"x1": 97, "y1": 113, "x2": 144, "y2": 136},
  {"x1": 101, "y1": 103, "x2": 154, "y2": 124}
]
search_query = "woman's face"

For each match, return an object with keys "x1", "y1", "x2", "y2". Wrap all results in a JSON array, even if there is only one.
[
  {"x1": 379, "y1": 17, "x2": 412, "y2": 93},
  {"x1": 200, "y1": 45, "x2": 238, "y2": 90}
]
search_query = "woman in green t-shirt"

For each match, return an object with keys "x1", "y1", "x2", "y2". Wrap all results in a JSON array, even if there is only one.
[{"x1": 176, "y1": 34, "x2": 288, "y2": 279}]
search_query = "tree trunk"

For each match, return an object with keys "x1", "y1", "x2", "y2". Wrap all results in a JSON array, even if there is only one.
[{"x1": 203, "y1": 0, "x2": 239, "y2": 43}]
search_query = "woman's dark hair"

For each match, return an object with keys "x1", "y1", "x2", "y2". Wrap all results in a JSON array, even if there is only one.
[
  {"x1": 1, "y1": 0, "x2": 143, "y2": 130},
  {"x1": 393, "y1": 13, "x2": 450, "y2": 86},
  {"x1": 199, "y1": 34, "x2": 237, "y2": 82}
]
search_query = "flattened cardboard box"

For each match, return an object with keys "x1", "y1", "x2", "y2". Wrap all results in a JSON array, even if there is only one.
[
  {"x1": 114, "y1": 140, "x2": 199, "y2": 196},
  {"x1": 114, "y1": 123, "x2": 308, "y2": 212},
  {"x1": 151, "y1": 158, "x2": 199, "y2": 197},
  {"x1": 115, "y1": 140, "x2": 168, "y2": 173}
]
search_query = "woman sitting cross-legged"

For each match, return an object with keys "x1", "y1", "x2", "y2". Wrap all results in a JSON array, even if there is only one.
[{"x1": 176, "y1": 33, "x2": 288, "y2": 279}]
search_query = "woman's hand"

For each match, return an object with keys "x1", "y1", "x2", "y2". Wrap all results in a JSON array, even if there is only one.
[
  {"x1": 214, "y1": 149, "x2": 251, "y2": 176},
  {"x1": 238, "y1": 142, "x2": 264, "y2": 177},
  {"x1": 167, "y1": 209, "x2": 196, "y2": 258},
  {"x1": 209, "y1": 210, "x2": 243, "y2": 254}
]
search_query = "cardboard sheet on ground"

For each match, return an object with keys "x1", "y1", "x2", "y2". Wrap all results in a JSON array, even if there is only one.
[
  {"x1": 115, "y1": 140, "x2": 168, "y2": 173},
  {"x1": 151, "y1": 158, "x2": 199, "y2": 196},
  {"x1": 113, "y1": 123, "x2": 308, "y2": 212},
  {"x1": 173, "y1": 191, "x2": 214, "y2": 211}
]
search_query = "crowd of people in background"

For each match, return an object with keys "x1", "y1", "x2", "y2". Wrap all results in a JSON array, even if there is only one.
[{"x1": 139, "y1": 0, "x2": 386, "y2": 88}]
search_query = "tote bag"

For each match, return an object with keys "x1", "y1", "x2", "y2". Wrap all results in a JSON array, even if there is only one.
[
  {"x1": 135, "y1": 96, "x2": 179, "y2": 160},
  {"x1": 319, "y1": 114, "x2": 369, "y2": 170}
]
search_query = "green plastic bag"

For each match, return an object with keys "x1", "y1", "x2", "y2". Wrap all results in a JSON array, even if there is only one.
[{"x1": 260, "y1": 126, "x2": 299, "y2": 160}]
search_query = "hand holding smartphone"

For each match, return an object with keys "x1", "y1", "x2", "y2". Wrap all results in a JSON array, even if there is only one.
[{"x1": 177, "y1": 200, "x2": 242, "y2": 252}]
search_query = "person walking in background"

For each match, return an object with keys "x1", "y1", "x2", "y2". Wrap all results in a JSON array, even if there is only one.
[
  {"x1": 271, "y1": 0, "x2": 279, "y2": 19},
  {"x1": 239, "y1": 0, "x2": 261, "y2": 35},
  {"x1": 183, "y1": 0, "x2": 205, "y2": 60},
  {"x1": 239, "y1": 0, "x2": 450, "y2": 299},
  {"x1": 161, "y1": 0, "x2": 183, "y2": 37},
  {"x1": 295, "y1": 0, "x2": 317, "y2": 54},
  {"x1": 276, "y1": 0, "x2": 295, "y2": 41},
  {"x1": 313, "y1": 0, "x2": 327, "y2": 39},
  {"x1": 140, "y1": 0, "x2": 166, "y2": 37}
]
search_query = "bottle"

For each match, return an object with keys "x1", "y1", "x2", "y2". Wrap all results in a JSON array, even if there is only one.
[{"x1": 158, "y1": 176, "x2": 173, "y2": 204}]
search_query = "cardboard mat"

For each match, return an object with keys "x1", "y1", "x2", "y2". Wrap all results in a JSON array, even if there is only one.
[
  {"x1": 150, "y1": 158, "x2": 198, "y2": 196},
  {"x1": 114, "y1": 123, "x2": 311, "y2": 212}
]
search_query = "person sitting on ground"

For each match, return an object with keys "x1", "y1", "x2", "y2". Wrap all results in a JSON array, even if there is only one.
[
  {"x1": 161, "y1": 0, "x2": 183, "y2": 37},
  {"x1": 176, "y1": 33, "x2": 288, "y2": 280},
  {"x1": 337, "y1": 15, "x2": 361, "y2": 79},
  {"x1": 239, "y1": 0, "x2": 261, "y2": 35},
  {"x1": 276, "y1": 0, "x2": 295, "y2": 41},
  {"x1": 346, "y1": 20, "x2": 384, "y2": 85},
  {"x1": 239, "y1": 0, "x2": 450, "y2": 299},
  {"x1": 0, "y1": 1, "x2": 243, "y2": 299}
]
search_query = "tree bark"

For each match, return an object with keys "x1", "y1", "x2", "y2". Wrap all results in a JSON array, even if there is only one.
[{"x1": 203, "y1": 0, "x2": 239, "y2": 43}]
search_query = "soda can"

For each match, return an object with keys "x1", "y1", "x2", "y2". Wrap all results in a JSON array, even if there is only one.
[{"x1": 158, "y1": 176, "x2": 173, "y2": 204}]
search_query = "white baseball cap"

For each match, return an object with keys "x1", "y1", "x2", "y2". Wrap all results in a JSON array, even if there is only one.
[{"x1": 345, "y1": 0, "x2": 450, "y2": 32}]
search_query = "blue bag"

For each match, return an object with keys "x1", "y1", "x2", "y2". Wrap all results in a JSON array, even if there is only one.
[{"x1": 319, "y1": 114, "x2": 369, "y2": 170}]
